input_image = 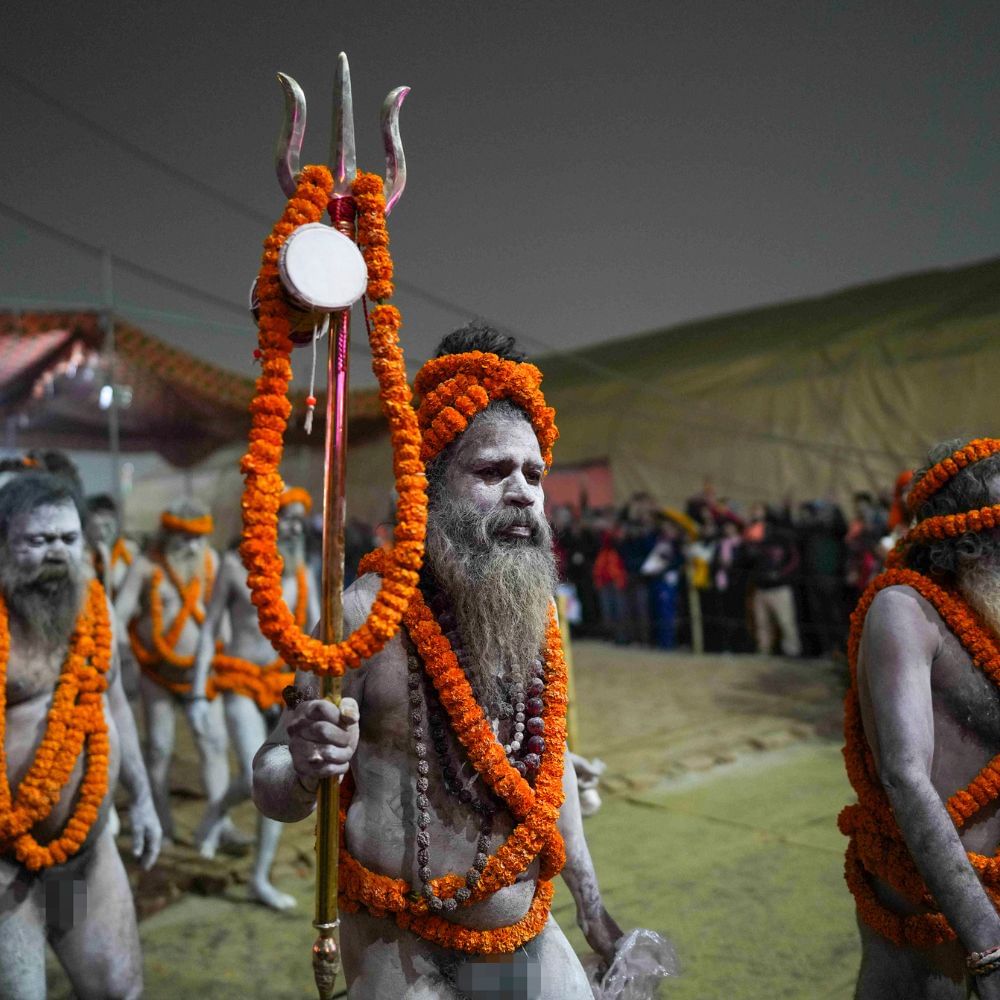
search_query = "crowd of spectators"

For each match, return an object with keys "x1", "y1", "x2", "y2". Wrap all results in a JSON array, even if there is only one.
[
  {"x1": 551, "y1": 481, "x2": 903, "y2": 659},
  {"x1": 4, "y1": 448, "x2": 898, "y2": 663}
]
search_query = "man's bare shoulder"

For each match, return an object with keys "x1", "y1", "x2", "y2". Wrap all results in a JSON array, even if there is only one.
[
  {"x1": 343, "y1": 572, "x2": 382, "y2": 634},
  {"x1": 861, "y1": 584, "x2": 942, "y2": 671},
  {"x1": 866, "y1": 584, "x2": 942, "y2": 631}
]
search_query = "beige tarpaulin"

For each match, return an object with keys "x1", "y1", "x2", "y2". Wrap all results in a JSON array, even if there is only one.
[{"x1": 481, "y1": 256, "x2": 1000, "y2": 508}]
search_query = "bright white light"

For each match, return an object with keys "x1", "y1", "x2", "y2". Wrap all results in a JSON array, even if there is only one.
[{"x1": 99, "y1": 385, "x2": 113, "y2": 410}]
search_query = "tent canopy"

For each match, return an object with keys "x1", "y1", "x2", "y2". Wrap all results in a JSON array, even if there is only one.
[
  {"x1": 536, "y1": 256, "x2": 1000, "y2": 507},
  {"x1": 5, "y1": 255, "x2": 999, "y2": 509},
  {"x1": 0, "y1": 311, "x2": 384, "y2": 466}
]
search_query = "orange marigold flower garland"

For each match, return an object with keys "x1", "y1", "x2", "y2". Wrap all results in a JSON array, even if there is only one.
[
  {"x1": 906, "y1": 438, "x2": 1000, "y2": 515},
  {"x1": 336, "y1": 549, "x2": 567, "y2": 953},
  {"x1": 111, "y1": 537, "x2": 133, "y2": 568},
  {"x1": 212, "y1": 564, "x2": 310, "y2": 710},
  {"x1": 129, "y1": 550, "x2": 214, "y2": 672},
  {"x1": 0, "y1": 579, "x2": 112, "y2": 870},
  {"x1": 903, "y1": 504, "x2": 1000, "y2": 547},
  {"x1": 160, "y1": 511, "x2": 214, "y2": 536},
  {"x1": 239, "y1": 166, "x2": 427, "y2": 676},
  {"x1": 840, "y1": 566, "x2": 1000, "y2": 947},
  {"x1": 414, "y1": 354, "x2": 558, "y2": 466}
]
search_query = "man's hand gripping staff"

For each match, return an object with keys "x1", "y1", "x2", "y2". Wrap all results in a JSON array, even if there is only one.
[{"x1": 240, "y1": 53, "x2": 424, "y2": 999}]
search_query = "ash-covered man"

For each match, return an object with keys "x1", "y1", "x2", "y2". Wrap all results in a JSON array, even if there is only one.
[
  {"x1": 86, "y1": 494, "x2": 140, "y2": 700},
  {"x1": 85, "y1": 494, "x2": 137, "y2": 601},
  {"x1": 0, "y1": 472, "x2": 160, "y2": 999},
  {"x1": 254, "y1": 327, "x2": 637, "y2": 999},
  {"x1": 114, "y1": 499, "x2": 230, "y2": 848},
  {"x1": 187, "y1": 487, "x2": 319, "y2": 909},
  {"x1": 840, "y1": 438, "x2": 1000, "y2": 999}
]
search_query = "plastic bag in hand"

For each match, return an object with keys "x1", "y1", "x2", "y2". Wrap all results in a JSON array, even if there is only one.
[{"x1": 584, "y1": 928, "x2": 678, "y2": 999}]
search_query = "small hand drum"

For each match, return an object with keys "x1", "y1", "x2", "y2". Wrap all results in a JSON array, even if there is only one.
[{"x1": 250, "y1": 223, "x2": 369, "y2": 347}]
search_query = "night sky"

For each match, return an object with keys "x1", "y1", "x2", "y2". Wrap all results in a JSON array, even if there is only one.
[{"x1": 2, "y1": 1, "x2": 997, "y2": 387}]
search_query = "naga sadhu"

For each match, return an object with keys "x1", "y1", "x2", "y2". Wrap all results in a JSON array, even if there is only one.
[
  {"x1": 254, "y1": 326, "x2": 631, "y2": 996},
  {"x1": 238, "y1": 55, "x2": 672, "y2": 999},
  {"x1": 840, "y1": 438, "x2": 1000, "y2": 999},
  {"x1": 0, "y1": 472, "x2": 160, "y2": 998},
  {"x1": 188, "y1": 486, "x2": 319, "y2": 910},
  {"x1": 114, "y1": 497, "x2": 232, "y2": 848}
]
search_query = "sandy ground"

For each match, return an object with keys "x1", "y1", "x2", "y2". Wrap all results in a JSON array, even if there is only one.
[{"x1": 46, "y1": 642, "x2": 860, "y2": 999}]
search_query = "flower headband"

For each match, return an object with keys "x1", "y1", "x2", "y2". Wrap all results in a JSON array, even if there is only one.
[
  {"x1": 906, "y1": 439, "x2": 1000, "y2": 515},
  {"x1": 279, "y1": 486, "x2": 313, "y2": 514},
  {"x1": 413, "y1": 352, "x2": 558, "y2": 465},
  {"x1": 160, "y1": 511, "x2": 214, "y2": 536}
]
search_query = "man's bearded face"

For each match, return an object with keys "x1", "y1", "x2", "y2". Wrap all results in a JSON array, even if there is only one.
[
  {"x1": 426, "y1": 414, "x2": 556, "y2": 711},
  {"x1": 163, "y1": 530, "x2": 208, "y2": 577},
  {"x1": 1, "y1": 500, "x2": 85, "y2": 650},
  {"x1": 86, "y1": 510, "x2": 118, "y2": 549},
  {"x1": 277, "y1": 502, "x2": 307, "y2": 569}
]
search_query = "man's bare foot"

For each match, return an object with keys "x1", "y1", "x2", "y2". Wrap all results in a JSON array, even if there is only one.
[
  {"x1": 193, "y1": 809, "x2": 225, "y2": 859},
  {"x1": 249, "y1": 879, "x2": 297, "y2": 911}
]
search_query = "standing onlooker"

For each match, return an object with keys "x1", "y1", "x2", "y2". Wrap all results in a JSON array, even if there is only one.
[
  {"x1": 797, "y1": 500, "x2": 847, "y2": 657},
  {"x1": 745, "y1": 510, "x2": 802, "y2": 657},
  {"x1": 711, "y1": 519, "x2": 750, "y2": 652},
  {"x1": 617, "y1": 494, "x2": 658, "y2": 646},
  {"x1": 643, "y1": 519, "x2": 686, "y2": 649},
  {"x1": 592, "y1": 529, "x2": 628, "y2": 644},
  {"x1": 553, "y1": 505, "x2": 601, "y2": 637}
]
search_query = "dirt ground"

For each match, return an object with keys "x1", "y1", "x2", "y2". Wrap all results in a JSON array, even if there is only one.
[{"x1": 47, "y1": 642, "x2": 860, "y2": 999}]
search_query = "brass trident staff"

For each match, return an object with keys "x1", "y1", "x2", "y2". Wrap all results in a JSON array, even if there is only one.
[{"x1": 273, "y1": 53, "x2": 408, "y2": 1000}]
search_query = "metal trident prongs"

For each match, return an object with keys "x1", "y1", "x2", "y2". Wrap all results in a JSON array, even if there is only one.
[
  {"x1": 270, "y1": 52, "x2": 409, "y2": 1000},
  {"x1": 275, "y1": 72, "x2": 306, "y2": 198},
  {"x1": 380, "y1": 85, "x2": 410, "y2": 215},
  {"x1": 274, "y1": 53, "x2": 408, "y2": 213}
]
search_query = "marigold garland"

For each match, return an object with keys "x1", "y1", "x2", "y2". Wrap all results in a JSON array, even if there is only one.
[
  {"x1": 111, "y1": 537, "x2": 133, "y2": 568},
  {"x1": 904, "y1": 504, "x2": 1000, "y2": 547},
  {"x1": 239, "y1": 166, "x2": 427, "y2": 676},
  {"x1": 0, "y1": 579, "x2": 112, "y2": 870},
  {"x1": 160, "y1": 511, "x2": 215, "y2": 536},
  {"x1": 334, "y1": 549, "x2": 567, "y2": 953},
  {"x1": 278, "y1": 486, "x2": 313, "y2": 514},
  {"x1": 129, "y1": 551, "x2": 215, "y2": 694},
  {"x1": 213, "y1": 564, "x2": 309, "y2": 710},
  {"x1": 840, "y1": 566, "x2": 1000, "y2": 947},
  {"x1": 906, "y1": 439, "x2": 1000, "y2": 515},
  {"x1": 414, "y1": 354, "x2": 559, "y2": 467}
]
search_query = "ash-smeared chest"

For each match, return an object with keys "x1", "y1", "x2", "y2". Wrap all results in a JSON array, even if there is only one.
[{"x1": 932, "y1": 631, "x2": 1000, "y2": 747}]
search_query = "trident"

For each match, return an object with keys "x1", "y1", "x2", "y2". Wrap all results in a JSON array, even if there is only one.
[{"x1": 272, "y1": 53, "x2": 408, "y2": 999}]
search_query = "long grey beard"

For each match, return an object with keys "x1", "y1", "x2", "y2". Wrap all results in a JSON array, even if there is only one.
[
  {"x1": 165, "y1": 547, "x2": 203, "y2": 583},
  {"x1": 959, "y1": 557, "x2": 1000, "y2": 638},
  {"x1": 426, "y1": 496, "x2": 556, "y2": 713},
  {"x1": 0, "y1": 560, "x2": 84, "y2": 654},
  {"x1": 278, "y1": 536, "x2": 305, "y2": 574}
]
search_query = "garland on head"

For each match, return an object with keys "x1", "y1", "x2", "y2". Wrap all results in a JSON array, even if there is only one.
[
  {"x1": 904, "y1": 504, "x2": 1000, "y2": 547},
  {"x1": 414, "y1": 354, "x2": 558, "y2": 466},
  {"x1": 278, "y1": 486, "x2": 313, "y2": 514},
  {"x1": 0, "y1": 579, "x2": 112, "y2": 870},
  {"x1": 906, "y1": 438, "x2": 1000, "y2": 515},
  {"x1": 239, "y1": 166, "x2": 426, "y2": 676},
  {"x1": 212, "y1": 564, "x2": 310, "y2": 710},
  {"x1": 336, "y1": 548, "x2": 567, "y2": 954},
  {"x1": 160, "y1": 511, "x2": 214, "y2": 536}
]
